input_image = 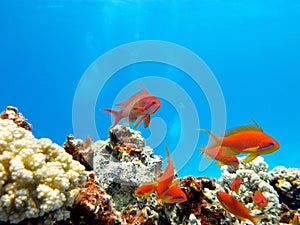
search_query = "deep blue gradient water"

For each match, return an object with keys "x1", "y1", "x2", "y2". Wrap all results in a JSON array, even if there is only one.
[{"x1": 1, "y1": 1, "x2": 299, "y2": 178}]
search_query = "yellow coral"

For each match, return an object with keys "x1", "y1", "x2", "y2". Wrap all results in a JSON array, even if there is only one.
[{"x1": 0, "y1": 119, "x2": 87, "y2": 224}]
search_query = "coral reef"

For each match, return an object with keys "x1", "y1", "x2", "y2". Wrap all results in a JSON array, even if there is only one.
[
  {"x1": 93, "y1": 125, "x2": 162, "y2": 210},
  {"x1": 0, "y1": 118, "x2": 87, "y2": 224},
  {"x1": 218, "y1": 156, "x2": 300, "y2": 224},
  {"x1": 0, "y1": 106, "x2": 299, "y2": 225}
]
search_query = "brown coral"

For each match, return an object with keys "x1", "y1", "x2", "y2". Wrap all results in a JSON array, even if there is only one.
[
  {"x1": 0, "y1": 106, "x2": 31, "y2": 130},
  {"x1": 70, "y1": 172, "x2": 123, "y2": 225},
  {"x1": 62, "y1": 134, "x2": 93, "y2": 171}
]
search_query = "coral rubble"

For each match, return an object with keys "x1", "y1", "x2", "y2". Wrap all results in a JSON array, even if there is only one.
[{"x1": 0, "y1": 117, "x2": 86, "y2": 224}]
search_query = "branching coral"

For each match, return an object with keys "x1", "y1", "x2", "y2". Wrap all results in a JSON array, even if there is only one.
[{"x1": 0, "y1": 118, "x2": 87, "y2": 224}]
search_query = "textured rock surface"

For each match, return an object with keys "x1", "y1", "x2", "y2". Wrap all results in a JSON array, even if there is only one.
[
  {"x1": 93, "y1": 125, "x2": 162, "y2": 210},
  {"x1": 0, "y1": 118, "x2": 87, "y2": 224},
  {"x1": 70, "y1": 172, "x2": 123, "y2": 225}
]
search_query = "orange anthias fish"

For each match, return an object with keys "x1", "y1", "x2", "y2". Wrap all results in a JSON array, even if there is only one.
[
  {"x1": 200, "y1": 119, "x2": 280, "y2": 163},
  {"x1": 103, "y1": 84, "x2": 161, "y2": 128},
  {"x1": 251, "y1": 190, "x2": 268, "y2": 208},
  {"x1": 134, "y1": 182, "x2": 158, "y2": 198},
  {"x1": 157, "y1": 145, "x2": 174, "y2": 196},
  {"x1": 201, "y1": 146, "x2": 239, "y2": 166},
  {"x1": 158, "y1": 182, "x2": 187, "y2": 203},
  {"x1": 134, "y1": 145, "x2": 187, "y2": 204},
  {"x1": 231, "y1": 176, "x2": 243, "y2": 194},
  {"x1": 216, "y1": 191, "x2": 264, "y2": 225}
]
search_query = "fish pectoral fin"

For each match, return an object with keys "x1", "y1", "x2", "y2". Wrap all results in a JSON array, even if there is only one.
[
  {"x1": 242, "y1": 146, "x2": 260, "y2": 153},
  {"x1": 144, "y1": 114, "x2": 150, "y2": 128},
  {"x1": 133, "y1": 115, "x2": 147, "y2": 128},
  {"x1": 215, "y1": 161, "x2": 226, "y2": 166},
  {"x1": 243, "y1": 154, "x2": 259, "y2": 163}
]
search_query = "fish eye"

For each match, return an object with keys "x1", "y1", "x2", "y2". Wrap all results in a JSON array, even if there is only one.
[
  {"x1": 152, "y1": 101, "x2": 156, "y2": 104},
  {"x1": 270, "y1": 142, "x2": 275, "y2": 145}
]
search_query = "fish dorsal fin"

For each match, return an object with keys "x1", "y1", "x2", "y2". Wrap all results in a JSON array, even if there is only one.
[
  {"x1": 116, "y1": 84, "x2": 150, "y2": 108},
  {"x1": 223, "y1": 119, "x2": 263, "y2": 137}
]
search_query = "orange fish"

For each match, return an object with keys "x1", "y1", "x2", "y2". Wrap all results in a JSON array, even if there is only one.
[
  {"x1": 157, "y1": 145, "x2": 174, "y2": 196},
  {"x1": 103, "y1": 84, "x2": 161, "y2": 128},
  {"x1": 201, "y1": 146, "x2": 239, "y2": 166},
  {"x1": 134, "y1": 145, "x2": 187, "y2": 204},
  {"x1": 200, "y1": 119, "x2": 280, "y2": 163},
  {"x1": 231, "y1": 176, "x2": 243, "y2": 194},
  {"x1": 158, "y1": 182, "x2": 187, "y2": 203},
  {"x1": 292, "y1": 213, "x2": 299, "y2": 225},
  {"x1": 134, "y1": 182, "x2": 157, "y2": 198},
  {"x1": 216, "y1": 191, "x2": 264, "y2": 225},
  {"x1": 251, "y1": 190, "x2": 268, "y2": 208}
]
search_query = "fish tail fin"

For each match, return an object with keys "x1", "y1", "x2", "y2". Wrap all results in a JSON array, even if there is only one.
[
  {"x1": 201, "y1": 145, "x2": 206, "y2": 154},
  {"x1": 251, "y1": 214, "x2": 268, "y2": 225},
  {"x1": 199, "y1": 128, "x2": 221, "y2": 148},
  {"x1": 102, "y1": 109, "x2": 122, "y2": 128},
  {"x1": 165, "y1": 144, "x2": 171, "y2": 164}
]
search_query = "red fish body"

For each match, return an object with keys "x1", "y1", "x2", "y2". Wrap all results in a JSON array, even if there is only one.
[
  {"x1": 201, "y1": 119, "x2": 280, "y2": 163},
  {"x1": 134, "y1": 145, "x2": 187, "y2": 204},
  {"x1": 231, "y1": 176, "x2": 243, "y2": 194},
  {"x1": 103, "y1": 85, "x2": 161, "y2": 128},
  {"x1": 216, "y1": 191, "x2": 264, "y2": 225},
  {"x1": 251, "y1": 190, "x2": 268, "y2": 208},
  {"x1": 201, "y1": 146, "x2": 239, "y2": 166}
]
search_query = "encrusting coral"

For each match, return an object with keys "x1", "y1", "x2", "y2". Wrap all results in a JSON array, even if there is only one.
[{"x1": 0, "y1": 114, "x2": 87, "y2": 224}]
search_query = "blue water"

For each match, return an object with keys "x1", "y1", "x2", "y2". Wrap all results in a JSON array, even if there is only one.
[{"x1": 1, "y1": 1, "x2": 299, "y2": 178}]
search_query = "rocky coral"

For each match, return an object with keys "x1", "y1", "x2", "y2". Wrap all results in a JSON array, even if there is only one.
[
  {"x1": 62, "y1": 134, "x2": 93, "y2": 171},
  {"x1": 0, "y1": 118, "x2": 87, "y2": 224},
  {"x1": 70, "y1": 172, "x2": 123, "y2": 225},
  {"x1": 269, "y1": 166, "x2": 300, "y2": 210},
  {"x1": 93, "y1": 125, "x2": 162, "y2": 210},
  {"x1": 0, "y1": 106, "x2": 31, "y2": 131}
]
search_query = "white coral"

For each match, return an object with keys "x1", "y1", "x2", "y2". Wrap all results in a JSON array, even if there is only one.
[{"x1": 0, "y1": 119, "x2": 87, "y2": 224}]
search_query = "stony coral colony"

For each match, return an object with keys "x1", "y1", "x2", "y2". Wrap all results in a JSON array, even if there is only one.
[{"x1": 0, "y1": 105, "x2": 299, "y2": 225}]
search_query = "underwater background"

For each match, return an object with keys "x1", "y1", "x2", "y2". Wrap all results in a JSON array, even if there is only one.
[{"x1": 1, "y1": 0, "x2": 299, "y2": 179}]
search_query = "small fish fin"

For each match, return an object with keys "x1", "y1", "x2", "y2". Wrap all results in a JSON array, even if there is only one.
[
  {"x1": 199, "y1": 128, "x2": 221, "y2": 148},
  {"x1": 165, "y1": 145, "x2": 171, "y2": 164},
  {"x1": 224, "y1": 122, "x2": 263, "y2": 137},
  {"x1": 215, "y1": 161, "x2": 226, "y2": 166},
  {"x1": 242, "y1": 146, "x2": 260, "y2": 153},
  {"x1": 144, "y1": 114, "x2": 150, "y2": 128},
  {"x1": 133, "y1": 115, "x2": 147, "y2": 128},
  {"x1": 243, "y1": 154, "x2": 259, "y2": 163},
  {"x1": 251, "y1": 214, "x2": 268, "y2": 225}
]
